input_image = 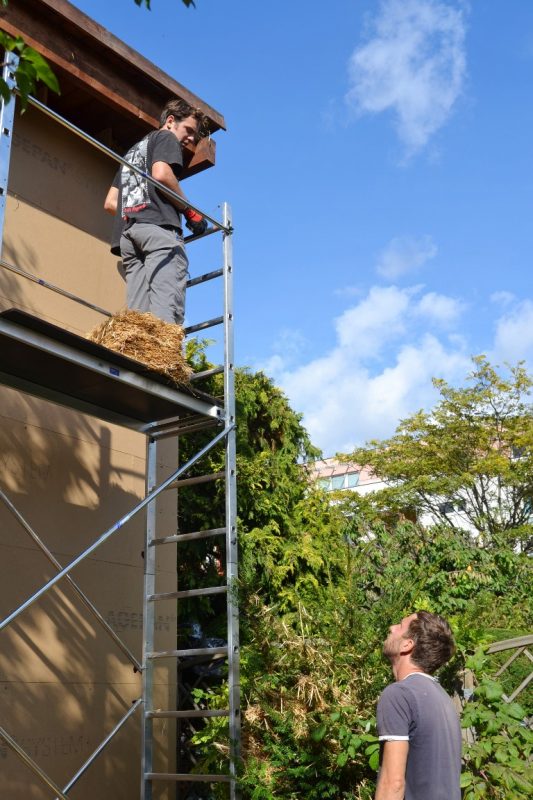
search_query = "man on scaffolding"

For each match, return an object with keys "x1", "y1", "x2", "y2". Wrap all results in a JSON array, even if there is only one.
[{"x1": 104, "y1": 99, "x2": 207, "y2": 325}]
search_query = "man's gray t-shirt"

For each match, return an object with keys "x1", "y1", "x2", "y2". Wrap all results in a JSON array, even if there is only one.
[
  {"x1": 376, "y1": 673, "x2": 461, "y2": 800},
  {"x1": 120, "y1": 129, "x2": 184, "y2": 230}
]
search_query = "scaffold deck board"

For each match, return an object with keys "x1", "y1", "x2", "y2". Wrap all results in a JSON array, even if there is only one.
[{"x1": 0, "y1": 309, "x2": 223, "y2": 430}]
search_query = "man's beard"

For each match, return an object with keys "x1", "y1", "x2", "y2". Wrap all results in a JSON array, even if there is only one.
[{"x1": 382, "y1": 634, "x2": 401, "y2": 661}]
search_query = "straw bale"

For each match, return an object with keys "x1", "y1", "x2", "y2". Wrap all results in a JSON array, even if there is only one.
[{"x1": 87, "y1": 310, "x2": 192, "y2": 385}]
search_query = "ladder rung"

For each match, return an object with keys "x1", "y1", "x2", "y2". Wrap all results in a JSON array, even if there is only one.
[
  {"x1": 190, "y1": 365, "x2": 224, "y2": 382},
  {"x1": 168, "y1": 471, "x2": 225, "y2": 490},
  {"x1": 150, "y1": 527, "x2": 226, "y2": 546},
  {"x1": 150, "y1": 417, "x2": 220, "y2": 440},
  {"x1": 187, "y1": 268, "x2": 223, "y2": 288},
  {"x1": 185, "y1": 316, "x2": 224, "y2": 335},
  {"x1": 149, "y1": 586, "x2": 227, "y2": 601},
  {"x1": 146, "y1": 773, "x2": 232, "y2": 783},
  {"x1": 147, "y1": 646, "x2": 228, "y2": 660},
  {"x1": 146, "y1": 709, "x2": 229, "y2": 719},
  {"x1": 177, "y1": 652, "x2": 227, "y2": 669}
]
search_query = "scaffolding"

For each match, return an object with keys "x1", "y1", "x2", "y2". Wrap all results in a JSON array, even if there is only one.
[{"x1": 0, "y1": 51, "x2": 240, "y2": 799}]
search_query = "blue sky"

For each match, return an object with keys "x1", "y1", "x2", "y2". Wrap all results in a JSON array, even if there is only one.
[{"x1": 73, "y1": 0, "x2": 533, "y2": 455}]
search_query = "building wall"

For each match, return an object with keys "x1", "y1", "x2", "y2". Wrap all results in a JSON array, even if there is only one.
[{"x1": 0, "y1": 102, "x2": 177, "y2": 800}]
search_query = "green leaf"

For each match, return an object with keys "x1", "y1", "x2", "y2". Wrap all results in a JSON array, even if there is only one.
[
  {"x1": 311, "y1": 723, "x2": 327, "y2": 742},
  {"x1": 484, "y1": 679, "x2": 504, "y2": 701},
  {"x1": 21, "y1": 48, "x2": 60, "y2": 94},
  {"x1": 368, "y1": 749, "x2": 380, "y2": 771},
  {"x1": 506, "y1": 702, "x2": 526, "y2": 720},
  {"x1": 336, "y1": 752, "x2": 348, "y2": 767},
  {"x1": 460, "y1": 772, "x2": 473, "y2": 788}
]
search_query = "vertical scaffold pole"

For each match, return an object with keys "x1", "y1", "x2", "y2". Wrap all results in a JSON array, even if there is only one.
[
  {"x1": 223, "y1": 202, "x2": 240, "y2": 798},
  {"x1": 141, "y1": 436, "x2": 157, "y2": 800},
  {"x1": 0, "y1": 51, "x2": 18, "y2": 251}
]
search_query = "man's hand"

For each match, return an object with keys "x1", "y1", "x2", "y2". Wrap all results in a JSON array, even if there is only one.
[
  {"x1": 184, "y1": 208, "x2": 208, "y2": 235},
  {"x1": 375, "y1": 740, "x2": 408, "y2": 800}
]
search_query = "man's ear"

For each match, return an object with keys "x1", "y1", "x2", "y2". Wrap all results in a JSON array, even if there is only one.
[{"x1": 400, "y1": 636, "x2": 414, "y2": 655}]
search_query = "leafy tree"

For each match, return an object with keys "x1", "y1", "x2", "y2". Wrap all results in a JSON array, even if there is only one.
[
  {"x1": 348, "y1": 356, "x2": 533, "y2": 552},
  {"x1": 181, "y1": 353, "x2": 532, "y2": 799}
]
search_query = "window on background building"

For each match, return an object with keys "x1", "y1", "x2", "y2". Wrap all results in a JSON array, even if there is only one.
[
  {"x1": 331, "y1": 475, "x2": 345, "y2": 490},
  {"x1": 318, "y1": 478, "x2": 331, "y2": 491},
  {"x1": 438, "y1": 501, "x2": 455, "y2": 514},
  {"x1": 346, "y1": 471, "x2": 360, "y2": 488}
]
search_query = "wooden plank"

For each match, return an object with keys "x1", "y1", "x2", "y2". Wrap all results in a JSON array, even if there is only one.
[
  {"x1": 0, "y1": 17, "x2": 160, "y2": 129},
  {"x1": 183, "y1": 138, "x2": 217, "y2": 176},
  {"x1": 487, "y1": 634, "x2": 533, "y2": 653},
  {"x1": 0, "y1": 0, "x2": 225, "y2": 132}
]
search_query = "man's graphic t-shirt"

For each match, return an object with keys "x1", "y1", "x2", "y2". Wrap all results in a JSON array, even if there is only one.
[{"x1": 120, "y1": 129, "x2": 184, "y2": 231}]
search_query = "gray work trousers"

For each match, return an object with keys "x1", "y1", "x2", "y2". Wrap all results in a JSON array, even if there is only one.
[{"x1": 120, "y1": 221, "x2": 188, "y2": 325}]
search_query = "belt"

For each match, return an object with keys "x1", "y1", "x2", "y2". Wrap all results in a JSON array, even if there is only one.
[{"x1": 160, "y1": 224, "x2": 183, "y2": 236}]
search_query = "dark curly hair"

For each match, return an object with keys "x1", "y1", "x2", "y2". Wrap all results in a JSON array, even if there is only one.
[
  {"x1": 159, "y1": 98, "x2": 207, "y2": 138},
  {"x1": 407, "y1": 611, "x2": 456, "y2": 674}
]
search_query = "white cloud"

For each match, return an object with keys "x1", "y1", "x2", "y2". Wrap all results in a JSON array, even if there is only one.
[
  {"x1": 263, "y1": 284, "x2": 470, "y2": 454},
  {"x1": 377, "y1": 234, "x2": 437, "y2": 278},
  {"x1": 416, "y1": 291, "x2": 465, "y2": 324},
  {"x1": 346, "y1": 0, "x2": 467, "y2": 154},
  {"x1": 256, "y1": 328, "x2": 308, "y2": 375},
  {"x1": 490, "y1": 290, "x2": 515, "y2": 307},
  {"x1": 335, "y1": 285, "x2": 414, "y2": 353},
  {"x1": 492, "y1": 299, "x2": 533, "y2": 365}
]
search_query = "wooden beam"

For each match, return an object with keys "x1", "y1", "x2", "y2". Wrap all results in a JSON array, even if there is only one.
[{"x1": 0, "y1": 0, "x2": 225, "y2": 132}]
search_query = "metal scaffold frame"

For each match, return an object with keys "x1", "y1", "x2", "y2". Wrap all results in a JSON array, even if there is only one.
[{"x1": 0, "y1": 51, "x2": 240, "y2": 800}]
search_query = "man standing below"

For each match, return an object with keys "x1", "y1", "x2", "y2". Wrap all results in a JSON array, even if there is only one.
[
  {"x1": 104, "y1": 99, "x2": 207, "y2": 325},
  {"x1": 375, "y1": 611, "x2": 462, "y2": 800}
]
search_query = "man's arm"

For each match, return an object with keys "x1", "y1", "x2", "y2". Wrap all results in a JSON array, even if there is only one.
[
  {"x1": 151, "y1": 160, "x2": 187, "y2": 208},
  {"x1": 152, "y1": 160, "x2": 207, "y2": 234},
  {"x1": 104, "y1": 185, "x2": 118, "y2": 215},
  {"x1": 375, "y1": 740, "x2": 409, "y2": 800}
]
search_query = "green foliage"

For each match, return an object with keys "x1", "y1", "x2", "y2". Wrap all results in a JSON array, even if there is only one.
[
  {"x1": 180, "y1": 352, "x2": 532, "y2": 798},
  {"x1": 461, "y1": 653, "x2": 533, "y2": 799},
  {"x1": 0, "y1": 29, "x2": 60, "y2": 108},
  {"x1": 349, "y1": 356, "x2": 533, "y2": 552}
]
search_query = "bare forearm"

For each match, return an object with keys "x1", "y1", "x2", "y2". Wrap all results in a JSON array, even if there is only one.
[
  {"x1": 374, "y1": 741, "x2": 408, "y2": 800},
  {"x1": 375, "y1": 775, "x2": 405, "y2": 800},
  {"x1": 152, "y1": 161, "x2": 187, "y2": 209}
]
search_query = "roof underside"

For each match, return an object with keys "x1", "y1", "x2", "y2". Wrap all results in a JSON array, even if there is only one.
[{"x1": 0, "y1": 0, "x2": 225, "y2": 175}]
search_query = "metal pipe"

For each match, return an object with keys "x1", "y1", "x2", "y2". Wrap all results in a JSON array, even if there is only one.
[
  {"x1": 168, "y1": 470, "x2": 225, "y2": 489},
  {"x1": 59, "y1": 700, "x2": 142, "y2": 798},
  {"x1": 0, "y1": 424, "x2": 233, "y2": 634},
  {"x1": 149, "y1": 527, "x2": 226, "y2": 546},
  {"x1": 148, "y1": 586, "x2": 227, "y2": 601},
  {"x1": 26, "y1": 94, "x2": 230, "y2": 234},
  {"x1": 0, "y1": 53, "x2": 18, "y2": 252},
  {"x1": 0, "y1": 725, "x2": 70, "y2": 800},
  {"x1": 222, "y1": 202, "x2": 241, "y2": 798},
  {"x1": 187, "y1": 268, "x2": 224, "y2": 288},
  {"x1": 146, "y1": 773, "x2": 231, "y2": 783},
  {"x1": 0, "y1": 488, "x2": 140, "y2": 670},
  {"x1": 147, "y1": 645, "x2": 228, "y2": 660},
  {"x1": 147, "y1": 710, "x2": 229, "y2": 719},
  {"x1": 0, "y1": 257, "x2": 113, "y2": 316},
  {"x1": 184, "y1": 315, "x2": 224, "y2": 335},
  {"x1": 189, "y1": 365, "x2": 224, "y2": 382}
]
